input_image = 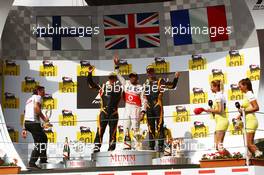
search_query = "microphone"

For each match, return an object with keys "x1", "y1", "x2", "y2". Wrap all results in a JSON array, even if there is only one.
[
  {"x1": 235, "y1": 102, "x2": 241, "y2": 109},
  {"x1": 208, "y1": 100, "x2": 214, "y2": 117},
  {"x1": 208, "y1": 100, "x2": 213, "y2": 108}
]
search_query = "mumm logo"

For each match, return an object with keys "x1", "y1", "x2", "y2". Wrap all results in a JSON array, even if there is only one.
[{"x1": 110, "y1": 154, "x2": 136, "y2": 163}]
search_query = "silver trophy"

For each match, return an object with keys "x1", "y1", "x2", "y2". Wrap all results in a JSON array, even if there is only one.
[{"x1": 70, "y1": 140, "x2": 84, "y2": 159}]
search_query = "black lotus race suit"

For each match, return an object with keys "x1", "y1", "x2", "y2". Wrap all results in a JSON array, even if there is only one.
[
  {"x1": 87, "y1": 72, "x2": 122, "y2": 151},
  {"x1": 143, "y1": 77, "x2": 178, "y2": 150}
]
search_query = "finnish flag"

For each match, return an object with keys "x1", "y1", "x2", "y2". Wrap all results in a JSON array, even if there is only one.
[{"x1": 36, "y1": 16, "x2": 92, "y2": 50}]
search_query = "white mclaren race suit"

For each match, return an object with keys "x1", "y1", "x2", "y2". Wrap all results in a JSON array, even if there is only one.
[{"x1": 115, "y1": 70, "x2": 146, "y2": 149}]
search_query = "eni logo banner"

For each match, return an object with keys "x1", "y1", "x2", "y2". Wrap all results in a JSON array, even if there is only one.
[
  {"x1": 191, "y1": 121, "x2": 209, "y2": 138},
  {"x1": 59, "y1": 110, "x2": 77, "y2": 126},
  {"x1": 209, "y1": 69, "x2": 228, "y2": 84},
  {"x1": 3, "y1": 60, "x2": 20, "y2": 76},
  {"x1": 247, "y1": 65, "x2": 260, "y2": 81},
  {"x1": 151, "y1": 57, "x2": 170, "y2": 74},
  {"x1": 42, "y1": 94, "x2": 57, "y2": 109},
  {"x1": 228, "y1": 84, "x2": 243, "y2": 101},
  {"x1": 44, "y1": 128, "x2": 57, "y2": 143},
  {"x1": 190, "y1": 87, "x2": 208, "y2": 104},
  {"x1": 21, "y1": 76, "x2": 40, "y2": 93},
  {"x1": 3, "y1": 92, "x2": 19, "y2": 109},
  {"x1": 59, "y1": 77, "x2": 77, "y2": 93},
  {"x1": 228, "y1": 119, "x2": 243, "y2": 135},
  {"x1": 117, "y1": 59, "x2": 132, "y2": 75},
  {"x1": 226, "y1": 50, "x2": 244, "y2": 67},
  {"x1": 173, "y1": 106, "x2": 190, "y2": 123},
  {"x1": 39, "y1": 60, "x2": 58, "y2": 76},
  {"x1": 8, "y1": 128, "x2": 19, "y2": 142},
  {"x1": 189, "y1": 55, "x2": 207, "y2": 71},
  {"x1": 77, "y1": 61, "x2": 95, "y2": 76},
  {"x1": 77, "y1": 127, "x2": 95, "y2": 143}
]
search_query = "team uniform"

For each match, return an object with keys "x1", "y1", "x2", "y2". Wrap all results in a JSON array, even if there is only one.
[
  {"x1": 143, "y1": 77, "x2": 178, "y2": 151},
  {"x1": 242, "y1": 91, "x2": 258, "y2": 133},
  {"x1": 24, "y1": 95, "x2": 48, "y2": 165},
  {"x1": 87, "y1": 72, "x2": 122, "y2": 152},
  {"x1": 115, "y1": 70, "x2": 146, "y2": 149},
  {"x1": 211, "y1": 92, "x2": 229, "y2": 131}
]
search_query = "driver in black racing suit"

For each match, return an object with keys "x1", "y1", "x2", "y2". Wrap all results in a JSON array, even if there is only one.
[
  {"x1": 87, "y1": 67, "x2": 122, "y2": 152},
  {"x1": 143, "y1": 65, "x2": 180, "y2": 152}
]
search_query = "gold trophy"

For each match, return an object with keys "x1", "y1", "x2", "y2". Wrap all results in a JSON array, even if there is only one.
[
  {"x1": 132, "y1": 129, "x2": 144, "y2": 150},
  {"x1": 43, "y1": 109, "x2": 53, "y2": 129}
]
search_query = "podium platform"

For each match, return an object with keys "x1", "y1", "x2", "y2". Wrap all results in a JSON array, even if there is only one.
[
  {"x1": 93, "y1": 150, "x2": 156, "y2": 167},
  {"x1": 153, "y1": 156, "x2": 190, "y2": 165}
]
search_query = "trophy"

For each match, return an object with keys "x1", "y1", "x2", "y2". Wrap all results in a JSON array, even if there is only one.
[
  {"x1": 132, "y1": 130, "x2": 144, "y2": 151},
  {"x1": 70, "y1": 140, "x2": 84, "y2": 159},
  {"x1": 42, "y1": 109, "x2": 53, "y2": 129},
  {"x1": 171, "y1": 138, "x2": 184, "y2": 157}
]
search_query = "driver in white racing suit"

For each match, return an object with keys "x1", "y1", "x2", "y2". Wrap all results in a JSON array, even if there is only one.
[{"x1": 114, "y1": 55, "x2": 146, "y2": 150}]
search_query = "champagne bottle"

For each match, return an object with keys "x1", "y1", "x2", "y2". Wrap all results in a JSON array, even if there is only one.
[
  {"x1": 124, "y1": 128, "x2": 131, "y2": 150},
  {"x1": 63, "y1": 137, "x2": 70, "y2": 161}
]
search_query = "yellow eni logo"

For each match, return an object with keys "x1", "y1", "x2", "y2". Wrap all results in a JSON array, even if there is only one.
[
  {"x1": 209, "y1": 69, "x2": 227, "y2": 84},
  {"x1": 190, "y1": 87, "x2": 208, "y2": 104},
  {"x1": 77, "y1": 61, "x2": 95, "y2": 76},
  {"x1": 59, "y1": 77, "x2": 77, "y2": 93},
  {"x1": 173, "y1": 106, "x2": 190, "y2": 122},
  {"x1": 188, "y1": 55, "x2": 207, "y2": 71},
  {"x1": 228, "y1": 84, "x2": 243, "y2": 101},
  {"x1": 21, "y1": 76, "x2": 40, "y2": 93},
  {"x1": 152, "y1": 57, "x2": 170, "y2": 73},
  {"x1": 226, "y1": 50, "x2": 244, "y2": 67},
  {"x1": 3, "y1": 60, "x2": 20, "y2": 76},
  {"x1": 3, "y1": 93, "x2": 19, "y2": 109},
  {"x1": 42, "y1": 94, "x2": 57, "y2": 109},
  {"x1": 191, "y1": 122, "x2": 209, "y2": 138},
  {"x1": 59, "y1": 110, "x2": 77, "y2": 126},
  {"x1": 77, "y1": 127, "x2": 95, "y2": 143},
  {"x1": 44, "y1": 129, "x2": 57, "y2": 143},
  {"x1": 8, "y1": 129, "x2": 19, "y2": 142},
  {"x1": 39, "y1": 60, "x2": 58, "y2": 76},
  {"x1": 228, "y1": 121, "x2": 243, "y2": 135},
  {"x1": 117, "y1": 59, "x2": 132, "y2": 75},
  {"x1": 247, "y1": 65, "x2": 260, "y2": 81}
]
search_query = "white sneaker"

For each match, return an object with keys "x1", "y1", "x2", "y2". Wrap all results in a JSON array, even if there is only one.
[{"x1": 255, "y1": 150, "x2": 263, "y2": 158}]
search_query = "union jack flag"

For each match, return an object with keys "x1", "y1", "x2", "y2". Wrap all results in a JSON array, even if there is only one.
[{"x1": 104, "y1": 12, "x2": 160, "y2": 50}]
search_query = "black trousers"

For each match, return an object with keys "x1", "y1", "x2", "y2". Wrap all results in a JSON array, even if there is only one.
[
  {"x1": 25, "y1": 121, "x2": 48, "y2": 165},
  {"x1": 94, "y1": 111, "x2": 118, "y2": 151},
  {"x1": 146, "y1": 104, "x2": 164, "y2": 149}
]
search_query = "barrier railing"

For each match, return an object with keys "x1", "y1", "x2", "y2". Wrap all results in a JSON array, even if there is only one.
[{"x1": 1, "y1": 110, "x2": 264, "y2": 164}]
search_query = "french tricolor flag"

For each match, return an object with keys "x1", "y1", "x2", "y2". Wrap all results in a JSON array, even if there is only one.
[{"x1": 170, "y1": 5, "x2": 229, "y2": 45}]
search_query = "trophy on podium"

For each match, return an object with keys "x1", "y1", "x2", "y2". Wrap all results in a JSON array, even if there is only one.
[
  {"x1": 132, "y1": 130, "x2": 144, "y2": 150},
  {"x1": 171, "y1": 138, "x2": 184, "y2": 157}
]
